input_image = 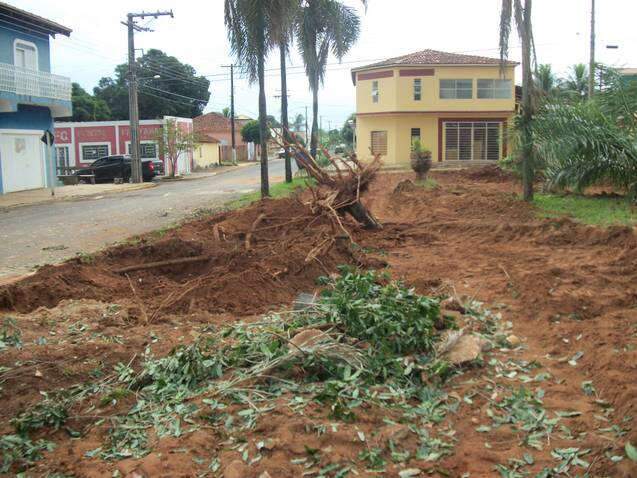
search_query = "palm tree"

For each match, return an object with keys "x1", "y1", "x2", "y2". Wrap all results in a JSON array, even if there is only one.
[
  {"x1": 224, "y1": 0, "x2": 272, "y2": 197},
  {"x1": 296, "y1": 0, "x2": 363, "y2": 159},
  {"x1": 564, "y1": 63, "x2": 589, "y2": 100},
  {"x1": 500, "y1": 0, "x2": 535, "y2": 201},
  {"x1": 270, "y1": 0, "x2": 298, "y2": 183},
  {"x1": 535, "y1": 64, "x2": 557, "y2": 96}
]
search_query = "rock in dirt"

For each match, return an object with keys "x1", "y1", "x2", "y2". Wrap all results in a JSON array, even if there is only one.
[
  {"x1": 444, "y1": 333, "x2": 489, "y2": 365},
  {"x1": 224, "y1": 460, "x2": 247, "y2": 478},
  {"x1": 506, "y1": 334, "x2": 521, "y2": 347},
  {"x1": 289, "y1": 328, "x2": 327, "y2": 351},
  {"x1": 258, "y1": 472, "x2": 273, "y2": 478}
]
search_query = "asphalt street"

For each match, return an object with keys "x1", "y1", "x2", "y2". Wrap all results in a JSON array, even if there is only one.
[{"x1": 0, "y1": 159, "x2": 291, "y2": 280}]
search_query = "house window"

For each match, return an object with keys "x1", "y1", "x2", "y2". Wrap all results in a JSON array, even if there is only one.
[
  {"x1": 444, "y1": 121, "x2": 502, "y2": 161},
  {"x1": 410, "y1": 128, "x2": 421, "y2": 149},
  {"x1": 55, "y1": 146, "x2": 70, "y2": 169},
  {"x1": 372, "y1": 81, "x2": 379, "y2": 103},
  {"x1": 439, "y1": 79, "x2": 473, "y2": 99},
  {"x1": 127, "y1": 142, "x2": 158, "y2": 159},
  {"x1": 371, "y1": 131, "x2": 387, "y2": 155},
  {"x1": 477, "y1": 79, "x2": 512, "y2": 99},
  {"x1": 414, "y1": 79, "x2": 422, "y2": 101},
  {"x1": 14, "y1": 40, "x2": 38, "y2": 70},
  {"x1": 81, "y1": 144, "x2": 109, "y2": 162}
]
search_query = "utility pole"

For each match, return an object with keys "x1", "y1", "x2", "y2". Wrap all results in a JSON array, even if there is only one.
[
  {"x1": 222, "y1": 64, "x2": 237, "y2": 164},
  {"x1": 588, "y1": 0, "x2": 596, "y2": 99},
  {"x1": 304, "y1": 106, "x2": 308, "y2": 144},
  {"x1": 123, "y1": 10, "x2": 173, "y2": 182},
  {"x1": 274, "y1": 91, "x2": 292, "y2": 182}
]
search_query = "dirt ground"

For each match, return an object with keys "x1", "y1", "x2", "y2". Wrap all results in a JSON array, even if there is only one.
[{"x1": 1, "y1": 168, "x2": 635, "y2": 477}]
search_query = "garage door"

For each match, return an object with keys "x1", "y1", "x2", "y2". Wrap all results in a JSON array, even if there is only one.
[
  {"x1": 1, "y1": 132, "x2": 46, "y2": 193},
  {"x1": 444, "y1": 121, "x2": 502, "y2": 161}
]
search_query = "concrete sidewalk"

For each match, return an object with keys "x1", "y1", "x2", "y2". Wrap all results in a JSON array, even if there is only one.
[
  {"x1": 0, "y1": 182, "x2": 156, "y2": 209},
  {"x1": 0, "y1": 163, "x2": 258, "y2": 210}
]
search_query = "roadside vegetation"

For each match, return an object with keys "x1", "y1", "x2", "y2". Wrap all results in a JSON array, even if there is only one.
[{"x1": 534, "y1": 193, "x2": 637, "y2": 227}]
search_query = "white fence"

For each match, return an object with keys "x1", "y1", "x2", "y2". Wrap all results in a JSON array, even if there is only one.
[{"x1": 0, "y1": 63, "x2": 71, "y2": 102}]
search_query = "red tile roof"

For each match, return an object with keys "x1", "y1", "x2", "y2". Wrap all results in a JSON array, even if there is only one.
[
  {"x1": 198, "y1": 132, "x2": 221, "y2": 143},
  {"x1": 194, "y1": 112, "x2": 253, "y2": 134},
  {"x1": 363, "y1": 49, "x2": 517, "y2": 68},
  {"x1": 194, "y1": 112, "x2": 231, "y2": 133},
  {"x1": 351, "y1": 49, "x2": 517, "y2": 83}
]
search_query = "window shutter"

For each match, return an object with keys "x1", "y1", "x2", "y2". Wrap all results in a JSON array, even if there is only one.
[{"x1": 371, "y1": 131, "x2": 387, "y2": 155}]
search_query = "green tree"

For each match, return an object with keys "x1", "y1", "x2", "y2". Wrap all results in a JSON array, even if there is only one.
[
  {"x1": 564, "y1": 63, "x2": 589, "y2": 100},
  {"x1": 155, "y1": 119, "x2": 199, "y2": 177},
  {"x1": 241, "y1": 120, "x2": 267, "y2": 144},
  {"x1": 500, "y1": 0, "x2": 535, "y2": 201},
  {"x1": 266, "y1": 115, "x2": 281, "y2": 128},
  {"x1": 225, "y1": 0, "x2": 272, "y2": 197},
  {"x1": 292, "y1": 113, "x2": 305, "y2": 132},
  {"x1": 93, "y1": 49, "x2": 210, "y2": 120},
  {"x1": 296, "y1": 0, "x2": 363, "y2": 159},
  {"x1": 69, "y1": 83, "x2": 111, "y2": 121},
  {"x1": 535, "y1": 64, "x2": 558, "y2": 97},
  {"x1": 222, "y1": 107, "x2": 231, "y2": 118},
  {"x1": 534, "y1": 69, "x2": 637, "y2": 195},
  {"x1": 341, "y1": 113, "x2": 356, "y2": 146}
]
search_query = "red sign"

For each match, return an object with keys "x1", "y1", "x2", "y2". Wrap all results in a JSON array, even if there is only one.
[{"x1": 54, "y1": 127, "x2": 71, "y2": 144}]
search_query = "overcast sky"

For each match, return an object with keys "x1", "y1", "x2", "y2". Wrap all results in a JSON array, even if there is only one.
[{"x1": 16, "y1": 0, "x2": 637, "y2": 129}]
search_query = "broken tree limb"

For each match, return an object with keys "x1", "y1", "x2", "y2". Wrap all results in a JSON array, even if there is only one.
[
  {"x1": 113, "y1": 255, "x2": 212, "y2": 274},
  {"x1": 271, "y1": 128, "x2": 383, "y2": 231},
  {"x1": 245, "y1": 213, "x2": 266, "y2": 250}
]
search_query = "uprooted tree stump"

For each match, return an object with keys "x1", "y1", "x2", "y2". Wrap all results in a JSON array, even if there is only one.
[{"x1": 272, "y1": 128, "x2": 382, "y2": 231}]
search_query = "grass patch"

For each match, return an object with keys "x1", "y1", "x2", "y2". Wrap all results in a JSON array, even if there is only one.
[
  {"x1": 534, "y1": 194, "x2": 637, "y2": 227},
  {"x1": 226, "y1": 176, "x2": 314, "y2": 210}
]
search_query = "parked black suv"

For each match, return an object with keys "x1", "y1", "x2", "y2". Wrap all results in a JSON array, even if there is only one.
[{"x1": 76, "y1": 155, "x2": 160, "y2": 183}]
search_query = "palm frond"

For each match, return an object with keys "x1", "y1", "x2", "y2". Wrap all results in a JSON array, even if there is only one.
[{"x1": 499, "y1": 0, "x2": 513, "y2": 64}]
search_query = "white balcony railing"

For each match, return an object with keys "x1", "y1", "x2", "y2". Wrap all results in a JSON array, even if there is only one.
[{"x1": 0, "y1": 62, "x2": 71, "y2": 102}]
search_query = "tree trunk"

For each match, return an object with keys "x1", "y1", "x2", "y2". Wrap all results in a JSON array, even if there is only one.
[
  {"x1": 344, "y1": 201, "x2": 382, "y2": 230},
  {"x1": 310, "y1": 84, "x2": 319, "y2": 159},
  {"x1": 258, "y1": 46, "x2": 269, "y2": 197},
  {"x1": 280, "y1": 43, "x2": 292, "y2": 183},
  {"x1": 520, "y1": 0, "x2": 534, "y2": 202}
]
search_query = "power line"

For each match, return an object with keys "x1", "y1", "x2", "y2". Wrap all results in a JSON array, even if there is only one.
[{"x1": 141, "y1": 84, "x2": 209, "y2": 103}]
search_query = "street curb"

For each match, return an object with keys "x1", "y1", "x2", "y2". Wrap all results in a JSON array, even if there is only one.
[
  {"x1": 0, "y1": 182, "x2": 157, "y2": 211},
  {"x1": 159, "y1": 162, "x2": 256, "y2": 182}
]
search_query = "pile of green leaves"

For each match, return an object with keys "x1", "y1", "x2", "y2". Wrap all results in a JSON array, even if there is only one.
[
  {"x1": 313, "y1": 267, "x2": 440, "y2": 381},
  {"x1": 318, "y1": 267, "x2": 439, "y2": 355},
  {"x1": 0, "y1": 317, "x2": 22, "y2": 350},
  {"x1": 0, "y1": 435, "x2": 54, "y2": 473},
  {"x1": 3, "y1": 268, "x2": 456, "y2": 470}
]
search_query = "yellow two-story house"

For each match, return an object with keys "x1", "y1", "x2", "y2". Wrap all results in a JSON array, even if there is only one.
[{"x1": 352, "y1": 49, "x2": 517, "y2": 166}]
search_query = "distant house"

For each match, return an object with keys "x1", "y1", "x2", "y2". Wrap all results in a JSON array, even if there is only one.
[
  {"x1": 54, "y1": 117, "x2": 195, "y2": 176},
  {"x1": 193, "y1": 112, "x2": 251, "y2": 147},
  {"x1": 619, "y1": 68, "x2": 637, "y2": 86},
  {"x1": 194, "y1": 133, "x2": 221, "y2": 168},
  {"x1": 351, "y1": 49, "x2": 517, "y2": 167},
  {"x1": 0, "y1": 3, "x2": 72, "y2": 194}
]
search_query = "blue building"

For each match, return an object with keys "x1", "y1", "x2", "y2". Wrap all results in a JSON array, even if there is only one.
[{"x1": 0, "y1": 2, "x2": 71, "y2": 194}]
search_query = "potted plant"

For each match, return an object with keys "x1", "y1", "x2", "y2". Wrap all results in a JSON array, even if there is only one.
[{"x1": 410, "y1": 139, "x2": 432, "y2": 181}]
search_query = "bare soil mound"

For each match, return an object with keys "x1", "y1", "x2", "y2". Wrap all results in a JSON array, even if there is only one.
[
  {"x1": 1, "y1": 170, "x2": 636, "y2": 477},
  {"x1": 0, "y1": 196, "x2": 359, "y2": 317}
]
